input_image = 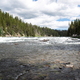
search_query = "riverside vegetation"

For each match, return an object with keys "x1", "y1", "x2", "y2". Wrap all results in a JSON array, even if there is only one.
[
  {"x1": 67, "y1": 19, "x2": 80, "y2": 38},
  {"x1": 0, "y1": 9, "x2": 80, "y2": 37},
  {"x1": 0, "y1": 9, "x2": 67, "y2": 37}
]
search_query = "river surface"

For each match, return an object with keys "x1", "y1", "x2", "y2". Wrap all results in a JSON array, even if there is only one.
[
  {"x1": 0, "y1": 37, "x2": 80, "y2": 80},
  {"x1": 0, "y1": 37, "x2": 80, "y2": 44}
]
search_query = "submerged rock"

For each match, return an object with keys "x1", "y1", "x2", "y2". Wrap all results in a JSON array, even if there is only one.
[{"x1": 40, "y1": 39, "x2": 49, "y2": 42}]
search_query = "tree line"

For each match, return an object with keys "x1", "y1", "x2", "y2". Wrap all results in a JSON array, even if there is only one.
[
  {"x1": 0, "y1": 9, "x2": 67, "y2": 37},
  {"x1": 67, "y1": 19, "x2": 80, "y2": 36}
]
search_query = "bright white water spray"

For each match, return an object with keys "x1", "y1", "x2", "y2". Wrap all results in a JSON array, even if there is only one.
[{"x1": 0, "y1": 37, "x2": 80, "y2": 44}]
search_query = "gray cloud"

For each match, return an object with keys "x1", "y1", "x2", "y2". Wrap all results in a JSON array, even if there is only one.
[
  {"x1": 42, "y1": 11, "x2": 66, "y2": 17},
  {"x1": 0, "y1": 0, "x2": 80, "y2": 30},
  {"x1": 0, "y1": 0, "x2": 26, "y2": 12},
  {"x1": 18, "y1": 11, "x2": 39, "y2": 19},
  {"x1": 0, "y1": 0, "x2": 36, "y2": 19},
  {"x1": 49, "y1": 0, "x2": 57, "y2": 3}
]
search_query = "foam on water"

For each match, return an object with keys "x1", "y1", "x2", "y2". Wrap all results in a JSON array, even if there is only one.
[
  {"x1": 0, "y1": 37, "x2": 38, "y2": 43},
  {"x1": 0, "y1": 37, "x2": 80, "y2": 44}
]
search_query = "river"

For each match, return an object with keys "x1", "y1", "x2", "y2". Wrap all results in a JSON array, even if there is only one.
[{"x1": 0, "y1": 37, "x2": 80, "y2": 80}]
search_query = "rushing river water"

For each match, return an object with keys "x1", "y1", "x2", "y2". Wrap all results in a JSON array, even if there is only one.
[
  {"x1": 0, "y1": 37, "x2": 80, "y2": 44},
  {"x1": 0, "y1": 37, "x2": 80, "y2": 80},
  {"x1": 0, "y1": 37, "x2": 80, "y2": 51}
]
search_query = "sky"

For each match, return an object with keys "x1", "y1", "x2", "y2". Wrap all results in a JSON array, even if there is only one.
[{"x1": 0, "y1": 0, "x2": 80, "y2": 30}]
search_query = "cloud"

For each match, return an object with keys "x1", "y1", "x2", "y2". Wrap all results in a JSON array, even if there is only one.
[
  {"x1": 70, "y1": 16, "x2": 80, "y2": 21},
  {"x1": 0, "y1": 0, "x2": 80, "y2": 30},
  {"x1": 18, "y1": 10, "x2": 39, "y2": 19}
]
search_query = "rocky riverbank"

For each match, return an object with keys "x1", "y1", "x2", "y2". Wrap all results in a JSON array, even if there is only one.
[{"x1": 0, "y1": 38, "x2": 80, "y2": 80}]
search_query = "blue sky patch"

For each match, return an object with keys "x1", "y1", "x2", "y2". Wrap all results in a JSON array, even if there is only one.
[
  {"x1": 33, "y1": 0, "x2": 38, "y2": 1},
  {"x1": 56, "y1": 27, "x2": 68, "y2": 30},
  {"x1": 78, "y1": 5, "x2": 80, "y2": 7},
  {"x1": 56, "y1": 0, "x2": 57, "y2": 3},
  {"x1": 57, "y1": 18, "x2": 70, "y2": 21}
]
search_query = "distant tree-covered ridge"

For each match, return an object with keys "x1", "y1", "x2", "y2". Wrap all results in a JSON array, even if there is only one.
[
  {"x1": 0, "y1": 9, "x2": 67, "y2": 37},
  {"x1": 67, "y1": 19, "x2": 80, "y2": 37}
]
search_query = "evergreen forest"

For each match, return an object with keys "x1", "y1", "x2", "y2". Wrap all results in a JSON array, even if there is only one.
[
  {"x1": 0, "y1": 9, "x2": 67, "y2": 37},
  {"x1": 67, "y1": 19, "x2": 80, "y2": 37}
]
